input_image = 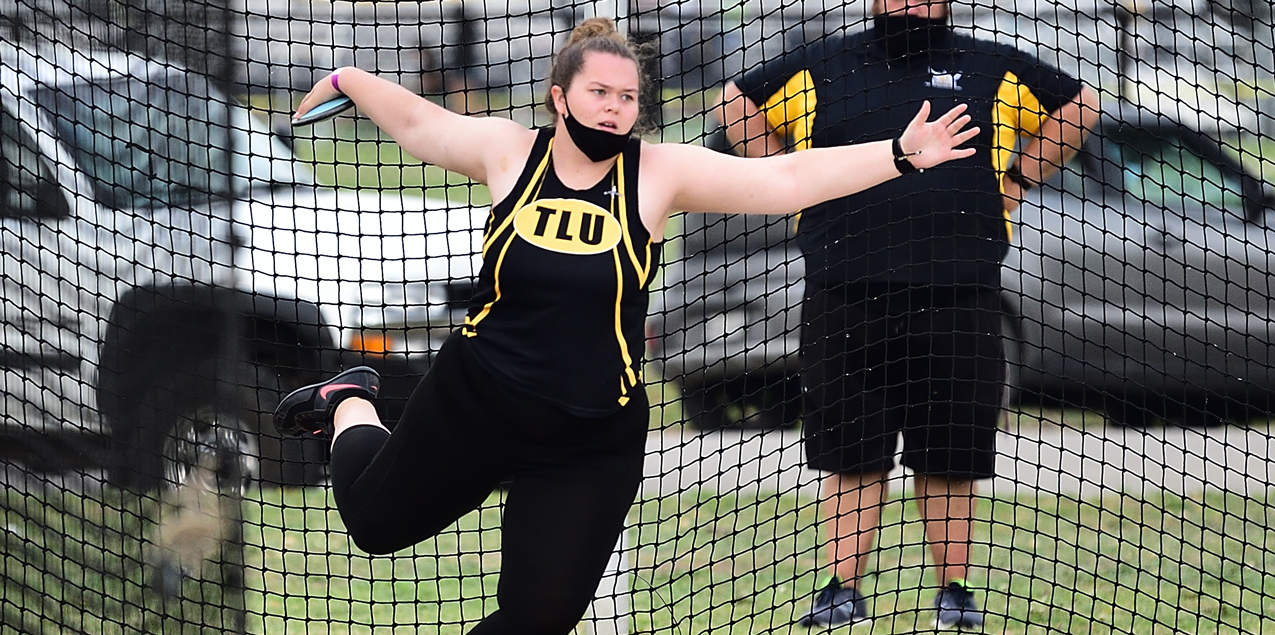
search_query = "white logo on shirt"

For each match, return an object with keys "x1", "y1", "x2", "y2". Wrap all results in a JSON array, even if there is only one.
[{"x1": 925, "y1": 67, "x2": 964, "y2": 91}]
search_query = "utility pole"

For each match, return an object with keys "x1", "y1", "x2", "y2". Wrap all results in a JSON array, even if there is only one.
[{"x1": 1113, "y1": 0, "x2": 1145, "y2": 101}]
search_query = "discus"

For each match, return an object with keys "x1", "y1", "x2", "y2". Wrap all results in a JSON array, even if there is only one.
[{"x1": 292, "y1": 95, "x2": 355, "y2": 127}]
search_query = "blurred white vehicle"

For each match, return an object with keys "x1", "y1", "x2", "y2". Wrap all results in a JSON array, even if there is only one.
[{"x1": 0, "y1": 41, "x2": 484, "y2": 488}]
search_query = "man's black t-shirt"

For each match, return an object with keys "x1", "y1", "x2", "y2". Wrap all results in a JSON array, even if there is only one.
[{"x1": 735, "y1": 30, "x2": 1084, "y2": 287}]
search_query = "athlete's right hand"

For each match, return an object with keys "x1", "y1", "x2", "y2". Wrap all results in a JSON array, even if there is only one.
[{"x1": 293, "y1": 68, "x2": 350, "y2": 123}]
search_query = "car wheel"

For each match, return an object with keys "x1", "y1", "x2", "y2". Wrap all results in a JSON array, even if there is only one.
[
  {"x1": 680, "y1": 374, "x2": 801, "y2": 431},
  {"x1": 101, "y1": 290, "x2": 337, "y2": 489},
  {"x1": 150, "y1": 405, "x2": 252, "y2": 602},
  {"x1": 109, "y1": 356, "x2": 257, "y2": 492},
  {"x1": 118, "y1": 369, "x2": 253, "y2": 627}
]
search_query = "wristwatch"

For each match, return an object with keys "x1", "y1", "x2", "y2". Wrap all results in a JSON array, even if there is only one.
[{"x1": 892, "y1": 137, "x2": 921, "y2": 174}]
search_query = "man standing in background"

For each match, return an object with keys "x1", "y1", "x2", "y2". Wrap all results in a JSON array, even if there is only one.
[{"x1": 717, "y1": 0, "x2": 1098, "y2": 629}]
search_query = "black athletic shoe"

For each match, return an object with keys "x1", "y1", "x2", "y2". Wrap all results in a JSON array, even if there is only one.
[
  {"x1": 272, "y1": 366, "x2": 380, "y2": 438},
  {"x1": 797, "y1": 577, "x2": 870, "y2": 628},
  {"x1": 934, "y1": 580, "x2": 985, "y2": 631}
]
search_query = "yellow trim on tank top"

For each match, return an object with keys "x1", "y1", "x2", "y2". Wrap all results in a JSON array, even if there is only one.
[
  {"x1": 610, "y1": 155, "x2": 640, "y2": 404},
  {"x1": 468, "y1": 138, "x2": 555, "y2": 332},
  {"x1": 615, "y1": 153, "x2": 653, "y2": 287},
  {"x1": 483, "y1": 139, "x2": 554, "y2": 257},
  {"x1": 463, "y1": 236, "x2": 519, "y2": 335}
]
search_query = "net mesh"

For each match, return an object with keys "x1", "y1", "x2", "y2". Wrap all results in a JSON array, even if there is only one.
[{"x1": 1, "y1": 0, "x2": 1273, "y2": 633}]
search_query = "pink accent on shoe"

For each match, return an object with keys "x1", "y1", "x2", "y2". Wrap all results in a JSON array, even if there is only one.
[{"x1": 319, "y1": 383, "x2": 364, "y2": 400}]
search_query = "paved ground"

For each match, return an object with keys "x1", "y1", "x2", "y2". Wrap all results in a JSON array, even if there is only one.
[{"x1": 639, "y1": 420, "x2": 1275, "y2": 498}]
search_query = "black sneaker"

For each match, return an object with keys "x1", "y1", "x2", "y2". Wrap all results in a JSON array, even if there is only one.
[
  {"x1": 797, "y1": 577, "x2": 870, "y2": 628},
  {"x1": 273, "y1": 366, "x2": 380, "y2": 438},
  {"x1": 934, "y1": 580, "x2": 984, "y2": 631}
]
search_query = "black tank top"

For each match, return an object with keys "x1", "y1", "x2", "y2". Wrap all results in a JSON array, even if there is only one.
[{"x1": 462, "y1": 128, "x2": 662, "y2": 416}]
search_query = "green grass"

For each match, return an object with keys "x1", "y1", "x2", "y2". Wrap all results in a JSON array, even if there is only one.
[
  {"x1": 0, "y1": 487, "x2": 243, "y2": 634},
  {"x1": 243, "y1": 487, "x2": 504, "y2": 634},
  {"x1": 4, "y1": 482, "x2": 1274, "y2": 634},
  {"x1": 626, "y1": 489, "x2": 1275, "y2": 634}
]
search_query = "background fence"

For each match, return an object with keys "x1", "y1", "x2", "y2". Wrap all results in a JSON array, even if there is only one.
[{"x1": 1, "y1": 0, "x2": 1274, "y2": 633}]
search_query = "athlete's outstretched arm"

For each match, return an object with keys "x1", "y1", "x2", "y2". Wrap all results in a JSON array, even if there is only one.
[
  {"x1": 646, "y1": 101, "x2": 978, "y2": 219},
  {"x1": 292, "y1": 67, "x2": 532, "y2": 187}
]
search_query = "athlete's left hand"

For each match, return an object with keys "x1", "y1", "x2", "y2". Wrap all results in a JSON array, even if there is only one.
[{"x1": 897, "y1": 101, "x2": 980, "y2": 170}]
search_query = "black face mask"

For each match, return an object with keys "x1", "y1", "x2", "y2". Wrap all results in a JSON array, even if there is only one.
[
  {"x1": 560, "y1": 99, "x2": 632, "y2": 162},
  {"x1": 873, "y1": 13, "x2": 951, "y2": 58}
]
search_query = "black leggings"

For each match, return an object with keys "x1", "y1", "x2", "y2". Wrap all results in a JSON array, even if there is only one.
[{"x1": 328, "y1": 334, "x2": 649, "y2": 635}]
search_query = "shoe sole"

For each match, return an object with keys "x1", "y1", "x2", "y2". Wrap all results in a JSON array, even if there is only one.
[{"x1": 273, "y1": 384, "x2": 327, "y2": 437}]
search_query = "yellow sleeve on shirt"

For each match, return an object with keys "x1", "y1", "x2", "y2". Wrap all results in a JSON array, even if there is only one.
[{"x1": 760, "y1": 70, "x2": 818, "y2": 152}]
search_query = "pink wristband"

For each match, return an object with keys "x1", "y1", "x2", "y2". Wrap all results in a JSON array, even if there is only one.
[{"x1": 330, "y1": 70, "x2": 342, "y2": 93}]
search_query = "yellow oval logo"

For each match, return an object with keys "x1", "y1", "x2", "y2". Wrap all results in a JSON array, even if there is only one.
[{"x1": 513, "y1": 198, "x2": 623, "y2": 255}]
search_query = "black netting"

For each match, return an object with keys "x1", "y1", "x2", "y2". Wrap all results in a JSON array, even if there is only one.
[{"x1": 1, "y1": 0, "x2": 1273, "y2": 633}]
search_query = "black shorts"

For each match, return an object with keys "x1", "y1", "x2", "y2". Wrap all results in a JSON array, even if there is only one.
[{"x1": 800, "y1": 283, "x2": 1004, "y2": 479}]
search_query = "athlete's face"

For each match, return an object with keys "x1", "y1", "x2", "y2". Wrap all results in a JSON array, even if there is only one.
[
  {"x1": 874, "y1": 0, "x2": 949, "y2": 19},
  {"x1": 552, "y1": 51, "x2": 640, "y2": 136}
]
